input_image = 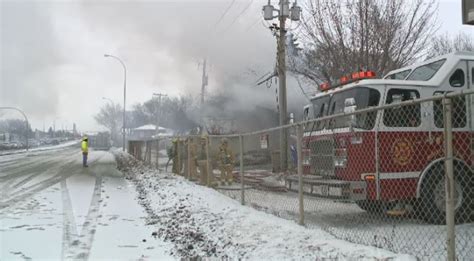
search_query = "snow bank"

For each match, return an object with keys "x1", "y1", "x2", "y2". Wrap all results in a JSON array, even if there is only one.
[{"x1": 113, "y1": 151, "x2": 415, "y2": 260}]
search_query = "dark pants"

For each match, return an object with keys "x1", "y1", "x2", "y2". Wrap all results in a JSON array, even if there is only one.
[{"x1": 83, "y1": 152, "x2": 88, "y2": 167}]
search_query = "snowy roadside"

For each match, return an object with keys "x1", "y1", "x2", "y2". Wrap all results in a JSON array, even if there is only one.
[{"x1": 113, "y1": 150, "x2": 415, "y2": 260}]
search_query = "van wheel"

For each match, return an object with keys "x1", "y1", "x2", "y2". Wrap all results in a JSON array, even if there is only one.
[{"x1": 419, "y1": 164, "x2": 472, "y2": 224}]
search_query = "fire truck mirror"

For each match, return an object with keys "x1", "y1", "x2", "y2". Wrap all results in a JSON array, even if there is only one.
[
  {"x1": 344, "y1": 98, "x2": 357, "y2": 130},
  {"x1": 391, "y1": 94, "x2": 404, "y2": 109},
  {"x1": 344, "y1": 98, "x2": 357, "y2": 114},
  {"x1": 344, "y1": 97, "x2": 356, "y2": 107}
]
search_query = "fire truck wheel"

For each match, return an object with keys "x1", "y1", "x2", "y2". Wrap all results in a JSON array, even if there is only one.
[{"x1": 419, "y1": 164, "x2": 473, "y2": 224}]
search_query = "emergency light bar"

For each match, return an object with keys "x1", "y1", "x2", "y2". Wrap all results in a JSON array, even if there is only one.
[{"x1": 319, "y1": 71, "x2": 376, "y2": 92}]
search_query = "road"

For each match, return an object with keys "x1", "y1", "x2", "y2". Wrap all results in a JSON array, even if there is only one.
[{"x1": 0, "y1": 145, "x2": 172, "y2": 260}]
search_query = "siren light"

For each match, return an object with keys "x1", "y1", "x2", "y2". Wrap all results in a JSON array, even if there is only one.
[{"x1": 318, "y1": 71, "x2": 377, "y2": 92}]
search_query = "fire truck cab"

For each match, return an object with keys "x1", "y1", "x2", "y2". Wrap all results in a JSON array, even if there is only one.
[{"x1": 290, "y1": 51, "x2": 474, "y2": 223}]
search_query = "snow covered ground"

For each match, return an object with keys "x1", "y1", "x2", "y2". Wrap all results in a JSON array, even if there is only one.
[
  {"x1": 220, "y1": 188, "x2": 474, "y2": 260},
  {"x1": 0, "y1": 148, "x2": 173, "y2": 260},
  {"x1": 114, "y1": 150, "x2": 415, "y2": 260}
]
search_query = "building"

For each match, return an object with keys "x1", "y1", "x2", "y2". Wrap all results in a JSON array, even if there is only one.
[{"x1": 129, "y1": 124, "x2": 173, "y2": 140}]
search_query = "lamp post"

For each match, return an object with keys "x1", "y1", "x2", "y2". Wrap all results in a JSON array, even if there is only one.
[
  {"x1": 104, "y1": 54, "x2": 127, "y2": 151},
  {"x1": 0, "y1": 107, "x2": 29, "y2": 151}
]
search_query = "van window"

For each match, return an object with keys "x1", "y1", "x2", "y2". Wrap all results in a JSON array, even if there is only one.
[
  {"x1": 449, "y1": 69, "x2": 465, "y2": 87},
  {"x1": 383, "y1": 89, "x2": 420, "y2": 127},
  {"x1": 433, "y1": 91, "x2": 467, "y2": 128},
  {"x1": 407, "y1": 59, "x2": 446, "y2": 81}
]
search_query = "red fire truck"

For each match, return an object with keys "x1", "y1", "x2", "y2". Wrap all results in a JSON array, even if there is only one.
[{"x1": 286, "y1": 52, "x2": 474, "y2": 223}]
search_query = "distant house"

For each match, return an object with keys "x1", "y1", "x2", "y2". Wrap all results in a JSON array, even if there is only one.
[{"x1": 130, "y1": 124, "x2": 173, "y2": 140}]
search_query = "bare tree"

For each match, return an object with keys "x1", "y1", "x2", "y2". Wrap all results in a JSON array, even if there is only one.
[
  {"x1": 292, "y1": 0, "x2": 438, "y2": 84},
  {"x1": 125, "y1": 95, "x2": 197, "y2": 132},
  {"x1": 94, "y1": 103, "x2": 122, "y2": 143},
  {"x1": 427, "y1": 32, "x2": 474, "y2": 59}
]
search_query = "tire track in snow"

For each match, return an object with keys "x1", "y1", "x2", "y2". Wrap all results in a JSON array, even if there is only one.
[
  {"x1": 0, "y1": 149, "x2": 78, "y2": 180},
  {"x1": 8, "y1": 150, "x2": 78, "y2": 190},
  {"x1": 0, "y1": 150, "x2": 77, "y2": 200},
  {"x1": 63, "y1": 174, "x2": 103, "y2": 260},
  {"x1": 0, "y1": 153, "x2": 105, "y2": 211},
  {"x1": 60, "y1": 179, "x2": 78, "y2": 260}
]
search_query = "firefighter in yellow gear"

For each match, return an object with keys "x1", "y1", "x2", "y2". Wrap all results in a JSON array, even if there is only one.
[
  {"x1": 169, "y1": 139, "x2": 183, "y2": 175},
  {"x1": 185, "y1": 137, "x2": 198, "y2": 180},
  {"x1": 81, "y1": 137, "x2": 89, "y2": 167},
  {"x1": 218, "y1": 138, "x2": 234, "y2": 185}
]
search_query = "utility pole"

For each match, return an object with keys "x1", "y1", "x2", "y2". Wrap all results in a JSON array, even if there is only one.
[
  {"x1": 153, "y1": 93, "x2": 167, "y2": 131},
  {"x1": 263, "y1": 0, "x2": 301, "y2": 172},
  {"x1": 200, "y1": 58, "x2": 208, "y2": 108}
]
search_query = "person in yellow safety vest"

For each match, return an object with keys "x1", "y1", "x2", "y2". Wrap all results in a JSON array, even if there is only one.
[{"x1": 81, "y1": 137, "x2": 89, "y2": 167}]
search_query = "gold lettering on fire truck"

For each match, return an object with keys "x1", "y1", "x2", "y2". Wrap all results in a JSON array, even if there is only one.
[{"x1": 392, "y1": 138, "x2": 413, "y2": 166}]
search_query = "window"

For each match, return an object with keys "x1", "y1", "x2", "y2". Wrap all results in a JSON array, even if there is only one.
[
  {"x1": 385, "y1": 69, "x2": 411, "y2": 80},
  {"x1": 407, "y1": 59, "x2": 446, "y2": 81},
  {"x1": 327, "y1": 87, "x2": 380, "y2": 130},
  {"x1": 310, "y1": 95, "x2": 330, "y2": 130},
  {"x1": 449, "y1": 69, "x2": 465, "y2": 87},
  {"x1": 303, "y1": 107, "x2": 309, "y2": 121},
  {"x1": 383, "y1": 89, "x2": 420, "y2": 127},
  {"x1": 433, "y1": 92, "x2": 467, "y2": 128}
]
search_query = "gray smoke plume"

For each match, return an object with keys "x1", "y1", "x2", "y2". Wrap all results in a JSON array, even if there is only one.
[
  {"x1": 1, "y1": 1, "x2": 63, "y2": 118},
  {"x1": 1, "y1": 0, "x2": 309, "y2": 130}
]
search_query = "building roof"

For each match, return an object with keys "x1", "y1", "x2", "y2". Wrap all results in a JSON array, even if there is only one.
[{"x1": 133, "y1": 124, "x2": 167, "y2": 131}]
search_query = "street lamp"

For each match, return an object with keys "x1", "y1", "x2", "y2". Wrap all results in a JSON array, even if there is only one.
[
  {"x1": 0, "y1": 107, "x2": 29, "y2": 151},
  {"x1": 104, "y1": 54, "x2": 127, "y2": 151}
]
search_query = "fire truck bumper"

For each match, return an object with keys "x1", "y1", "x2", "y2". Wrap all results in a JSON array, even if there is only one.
[{"x1": 285, "y1": 175, "x2": 367, "y2": 201}]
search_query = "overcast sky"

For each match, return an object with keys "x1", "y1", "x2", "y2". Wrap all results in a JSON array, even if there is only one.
[{"x1": 0, "y1": 0, "x2": 472, "y2": 132}]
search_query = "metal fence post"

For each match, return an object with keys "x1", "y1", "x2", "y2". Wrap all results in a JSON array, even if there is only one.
[
  {"x1": 443, "y1": 97, "x2": 455, "y2": 261},
  {"x1": 156, "y1": 139, "x2": 160, "y2": 172},
  {"x1": 187, "y1": 138, "x2": 192, "y2": 179},
  {"x1": 239, "y1": 135, "x2": 245, "y2": 205},
  {"x1": 206, "y1": 137, "x2": 211, "y2": 187},
  {"x1": 177, "y1": 138, "x2": 182, "y2": 175},
  {"x1": 296, "y1": 124, "x2": 304, "y2": 226}
]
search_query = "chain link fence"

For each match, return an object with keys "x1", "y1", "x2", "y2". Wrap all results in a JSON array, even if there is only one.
[{"x1": 129, "y1": 90, "x2": 473, "y2": 260}]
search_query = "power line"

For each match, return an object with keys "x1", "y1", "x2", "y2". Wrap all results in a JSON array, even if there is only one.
[
  {"x1": 221, "y1": 0, "x2": 254, "y2": 33},
  {"x1": 213, "y1": 0, "x2": 236, "y2": 30},
  {"x1": 245, "y1": 15, "x2": 263, "y2": 32}
]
